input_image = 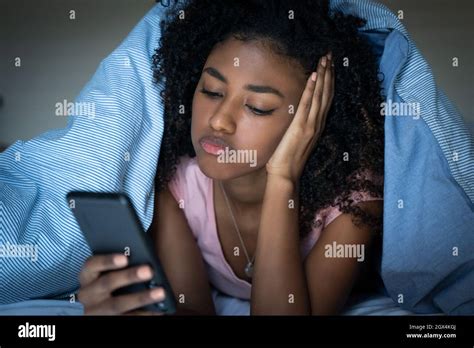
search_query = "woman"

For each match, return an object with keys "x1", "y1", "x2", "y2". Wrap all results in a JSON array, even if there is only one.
[{"x1": 77, "y1": 0, "x2": 384, "y2": 315}]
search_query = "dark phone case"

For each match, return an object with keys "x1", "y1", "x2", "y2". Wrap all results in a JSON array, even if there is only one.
[{"x1": 66, "y1": 191, "x2": 176, "y2": 314}]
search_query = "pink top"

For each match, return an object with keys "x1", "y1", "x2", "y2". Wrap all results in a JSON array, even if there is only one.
[{"x1": 168, "y1": 155, "x2": 382, "y2": 300}]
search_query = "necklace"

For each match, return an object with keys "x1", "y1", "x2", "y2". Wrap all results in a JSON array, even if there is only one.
[{"x1": 218, "y1": 180, "x2": 256, "y2": 278}]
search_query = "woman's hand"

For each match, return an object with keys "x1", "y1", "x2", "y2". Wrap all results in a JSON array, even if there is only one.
[
  {"x1": 78, "y1": 254, "x2": 166, "y2": 315},
  {"x1": 266, "y1": 53, "x2": 335, "y2": 184}
]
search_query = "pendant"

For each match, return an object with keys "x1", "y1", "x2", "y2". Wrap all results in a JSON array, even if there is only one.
[{"x1": 244, "y1": 262, "x2": 254, "y2": 278}]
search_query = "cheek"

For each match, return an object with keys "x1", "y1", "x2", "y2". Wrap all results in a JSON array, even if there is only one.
[{"x1": 238, "y1": 120, "x2": 289, "y2": 164}]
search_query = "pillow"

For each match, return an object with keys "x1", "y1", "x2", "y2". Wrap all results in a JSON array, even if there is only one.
[{"x1": 333, "y1": 0, "x2": 473, "y2": 314}]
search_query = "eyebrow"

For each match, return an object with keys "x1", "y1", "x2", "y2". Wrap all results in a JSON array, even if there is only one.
[{"x1": 203, "y1": 67, "x2": 285, "y2": 99}]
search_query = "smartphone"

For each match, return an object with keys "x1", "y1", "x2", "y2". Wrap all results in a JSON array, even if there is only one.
[{"x1": 66, "y1": 191, "x2": 176, "y2": 314}]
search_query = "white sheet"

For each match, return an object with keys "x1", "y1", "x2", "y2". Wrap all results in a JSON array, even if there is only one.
[{"x1": 211, "y1": 288, "x2": 437, "y2": 316}]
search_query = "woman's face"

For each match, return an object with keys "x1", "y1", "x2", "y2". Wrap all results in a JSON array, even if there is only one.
[{"x1": 191, "y1": 37, "x2": 308, "y2": 180}]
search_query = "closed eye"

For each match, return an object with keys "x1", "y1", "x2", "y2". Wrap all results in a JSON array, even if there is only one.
[
  {"x1": 199, "y1": 88, "x2": 275, "y2": 116},
  {"x1": 199, "y1": 88, "x2": 222, "y2": 99}
]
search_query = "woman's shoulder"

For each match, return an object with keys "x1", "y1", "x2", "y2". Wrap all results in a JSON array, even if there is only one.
[
  {"x1": 301, "y1": 170, "x2": 383, "y2": 257},
  {"x1": 175, "y1": 154, "x2": 198, "y2": 168},
  {"x1": 167, "y1": 155, "x2": 208, "y2": 202},
  {"x1": 317, "y1": 169, "x2": 384, "y2": 229},
  {"x1": 170, "y1": 155, "x2": 200, "y2": 180}
]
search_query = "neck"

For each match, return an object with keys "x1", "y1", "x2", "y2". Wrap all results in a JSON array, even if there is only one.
[{"x1": 218, "y1": 166, "x2": 267, "y2": 211}]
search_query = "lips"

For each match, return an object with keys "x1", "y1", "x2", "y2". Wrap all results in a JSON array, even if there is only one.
[{"x1": 199, "y1": 136, "x2": 233, "y2": 156}]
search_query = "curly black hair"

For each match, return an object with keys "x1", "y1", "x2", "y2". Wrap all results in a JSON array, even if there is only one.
[{"x1": 152, "y1": 0, "x2": 385, "y2": 238}]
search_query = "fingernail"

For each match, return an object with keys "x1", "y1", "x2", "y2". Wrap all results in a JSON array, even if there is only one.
[
  {"x1": 321, "y1": 56, "x2": 327, "y2": 67},
  {"x1": 151, "y1": 288, "x2": 165, "y2": 300},
  {"x1": 137, "y1": 266, "x2": 152, "y2": 279},
  {"x1": 327, "y1": 52, "x2": 332, "y2": 60},
  {"x1": 114, "y1": 255, "x2": 128, "y2": 267},
  {"x1": 311, "y1": 72, "x2": 317, "y2": 82}
]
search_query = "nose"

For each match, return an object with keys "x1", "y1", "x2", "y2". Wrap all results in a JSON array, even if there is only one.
[{"x1": 208, "y1": 101, "x2": 237, "y2": 134}]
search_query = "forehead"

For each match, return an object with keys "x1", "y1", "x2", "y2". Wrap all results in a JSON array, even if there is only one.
[{"x1": 204, "y1": 37, "x2": 307, "y2": 93}]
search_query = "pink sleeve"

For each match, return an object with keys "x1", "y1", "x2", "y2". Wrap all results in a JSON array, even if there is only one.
[
  {"x1": 322, "y1": 191, "x2": 383, "y2": 229},
  {"x1": 300, "y1": 173, "x2": 383, "y2": 258},
  {"x1": 322, "y1": 170, "x2": 383, "y2": 229}
]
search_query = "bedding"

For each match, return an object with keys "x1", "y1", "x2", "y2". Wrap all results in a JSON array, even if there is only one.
[
  {"x1": 0, "y1": 289, "x2": 417, "y2": 316},
  {"x1": 0, "y1": 0, "x2": 472, "y2": 314}
]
